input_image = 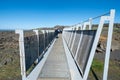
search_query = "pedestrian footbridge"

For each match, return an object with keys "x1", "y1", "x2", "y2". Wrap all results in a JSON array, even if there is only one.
[{"x1": 16, "y1": 9, "x2": 115, "y2": 80}]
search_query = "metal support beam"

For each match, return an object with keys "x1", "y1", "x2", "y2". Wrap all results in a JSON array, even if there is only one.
[
  {"x1": 41, "y1": 30, "x2": 45, "y2": 52},
  {"x1": 70, "y1": 25, "x2": 80, "y2": 55},
  {"x1": 33, "y1": 30, "x2": 39, "y2": 62},
  {"x1": 103, "y1": 9, "x2": 115, "y2": 80},
  {"x1": 67, "y1": 27, "x2": 73, "y2": 46},
  {"x1": 68, "y1": 27, "x2": 75, "y2": 48},
  {"x1": 15, "y1": 30, "x2": 26, "y2": 80}
]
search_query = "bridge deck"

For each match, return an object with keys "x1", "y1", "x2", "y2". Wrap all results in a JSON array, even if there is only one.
[{"x1": 38, "y1": 34, "x2": 71, "y2": 80}]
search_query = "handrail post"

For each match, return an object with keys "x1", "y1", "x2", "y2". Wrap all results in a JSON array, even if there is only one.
[
  {"x1": 89, "y1": 18, "x2": 92, "y2": 30},
  {"x1": 103, "y1": 9, "x2": 115, "y2": 80},
  {"x1": 15, "y1": 30, "x2": 26, "y2": 80},
  {"x1": 41, "y1": 30, "x2": 45, "y2": 53},
  {"x1": 33, "y1": 30, "x2": 39, "y2": 62}
]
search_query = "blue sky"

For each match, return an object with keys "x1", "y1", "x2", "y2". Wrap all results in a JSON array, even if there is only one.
[{"x1": 0, "y1": 0, "x2": 119, "y2": 29}]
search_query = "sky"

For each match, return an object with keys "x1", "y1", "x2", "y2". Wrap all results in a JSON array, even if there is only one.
[{"x1": 0, "y1": 0, "x2": 119, "y2": 29}]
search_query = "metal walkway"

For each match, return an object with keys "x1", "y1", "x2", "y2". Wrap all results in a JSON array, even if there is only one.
[{"x1": 38, "y1": 34, "x2": 71, "y2": 80}]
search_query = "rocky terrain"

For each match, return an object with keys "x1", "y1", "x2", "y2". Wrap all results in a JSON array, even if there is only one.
[{"x1": 0, "y1": 31, "x2": 21, "y2": 80}]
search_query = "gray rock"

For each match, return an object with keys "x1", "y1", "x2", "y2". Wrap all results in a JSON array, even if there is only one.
[
  {"x1": 0, "y1": 63, "x2": 3, "y2": 67},
  {"x1": 0, "y1": 57, "x2": 13, "y2": 66}
]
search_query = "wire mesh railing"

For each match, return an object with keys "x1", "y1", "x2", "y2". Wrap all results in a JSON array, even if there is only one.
[
  {"x1": 16, "y1": 29, "x2": 57, "y2": 80},
  {"x1": 62, "y1": 9, "x2": 115, "y2": 80}
]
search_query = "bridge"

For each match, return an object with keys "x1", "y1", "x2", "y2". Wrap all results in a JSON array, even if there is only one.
[{"x1": 15, "y1": 9, "x2": 115, "y2": 80}]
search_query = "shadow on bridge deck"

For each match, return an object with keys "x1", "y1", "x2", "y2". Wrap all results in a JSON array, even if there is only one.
[{"x1": 37, "y1": 34, "x2": 71, "y2": 80}]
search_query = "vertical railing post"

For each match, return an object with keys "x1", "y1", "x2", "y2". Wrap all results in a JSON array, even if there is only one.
[
  {"x1": 15, "y1": 30, "x2": 26, "y2": 80},
  {"x1": 68, "y1": 27, "x2": 74, "y2": 48},
  {"x1": 103, "y1": 9, "x2": 115, "y2": 80},
  {"x1": 33, "y1": 30, "x2": 39, "y2": 62},
  {"x1": 67, "y1": 27, "x2": 72, "y2": 45},
  {"x1": 41, "y1": 30, "x2": 45, "y2": 53},
  {"x1": 70, "y1": 25, "x2": 77, "y2": 51},
  {"x1": 83, "y1": 16, "x2": 105, "y2": 80},
  {"x1": 74, "y1": 24, "x2": 83, "y2": 60},
  {"x1": 83, "y1": 19, "x2": 92, "y2": 30},
  {"x1": 46, "y1": 30, "x2": 49, "y2": 48},
  {"x1": 89, "y1": 18, "x2": 92, "y2": 30}
]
